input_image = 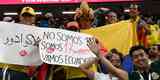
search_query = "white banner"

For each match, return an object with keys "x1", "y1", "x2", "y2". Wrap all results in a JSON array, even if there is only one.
[
  {"x1": 39, "y1": 28, "x2": 96, "y2": 67},
  {"x1": 0, "y1": 22, "x2": 42, "y2": 66},
  {"x1": 0, "y1": 22, "x2": 95, "y2": 67}
]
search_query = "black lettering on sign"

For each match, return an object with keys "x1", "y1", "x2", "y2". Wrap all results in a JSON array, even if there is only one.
[
  {"x1": 43, "y1": 54, "x2": 93, "y2": 66},
  {"x1": 44, "y1": 55, "x2": 52, "y2": 63},
  {"x1": 54, "y1": 55, "x2": 59, "y2": 63},
  {"x1": 65, "y1": 34, "x2": 82, "y2": 45},
  {"x1": 57, "y1": 32, "x2": 63, "y2": 41},
  {"x1": 58, "y1": 55, "x2": 64, "y2": 64},
  {"x1": 65, "y1": 55, "x2": 68, "y2": 64},
  {"x1": 64, "y1": 55, "x2": 90, "y2": 65},
  {"x1": 42, "y1": 32, "x2": 56, "y2": 40},
  {"x1": 40, "y1": 40, "x2": 63, "y2": 51},
  {"x1": 3, "y1": 33, "x2": 41, "y2": 47},
  {"x1": 43, "y1": 54, "x2": 64, "y2": 64},
  {"x1": 25, "y1": 34, "x2": 41, "y2": 47},
  {"x1": 3, "y1": 33, "x2": 23, "y2": 46},
  {"x1": 57, "y1": 32, "x2": 83, "y2": 45},
  {"x1": 74, "y1": 58, "x2": 83, "y2": 65},
  {"x1": 25, "y1": 34, "x2": 34, "y2": 45}
]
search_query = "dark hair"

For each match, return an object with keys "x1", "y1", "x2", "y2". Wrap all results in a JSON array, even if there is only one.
[
  {"x1": 151, "y1": 44, "x2": 160, "y2": 51},
  {"x1": 106, "y1": 48, "x2": 123, "y2": 62},
  {"x1": 110, "y1": 48, "x2": 118, "y2": 53},
  {"x1": 157, "y1": 44, "x2": 160, "y2": 51},
  {"x1": 129, "y1": 45, "x2": 147, "y2": 57}
]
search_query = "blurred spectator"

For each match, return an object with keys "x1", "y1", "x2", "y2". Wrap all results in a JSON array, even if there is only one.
[
  {"x1": 45, "y1": 13, "x2": 55, "y2": 28},
  {"x1": 147, "y1": 24, "x2": 159, "y2": 46},
  {"x1": 0, "y1": 7, "x2": 37, "y2": 80},
  {"x1": 157, "y1": 19, "x2": 160, "y2": 25},
  {"x1": 106, "y1": 48, "x2": 123, "y2": 68},
  {"x1": 39, "y1": 13, "x2": 55, "y2": 28},
  {"x1": 150, "y1": 44, "x2": 160, "y2": 80},
  {"x1": 74, "y1": 0, "x2": 94, "y2": 29},
  {"x1": 129, "y1": 4, "x2": 150, "y2": 47},
  {"x1": 65, "y1": 21, "x2": 80, "y2": 32},
  {"x1": 93, "y1": 8, "x2": 118, "y2": 27},
  {"x1": 93, "y1": 8, "x2": 111, "y2": 27},
  {"x1": 19, "y1": 7, "x2": 36, "y2": 25},
  {"x1": 99, "y1": 48, "x2": 124, "y2": 74},
  {"x1": 3, "y1": 16, "x2": 14, "y2": 22},
  {"x1": 148, "y1": 44, "x2": 159, "y2": 63},
  {"x1": 64, "y1": 20, "x2": 90, "y2": 80},
  {"x1": 105, "y1": 11, "x2": 118, "y2": 24}
]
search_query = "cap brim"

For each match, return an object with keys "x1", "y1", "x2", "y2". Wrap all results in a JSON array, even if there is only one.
[{"x1": 21, "y1": 12, "x2": 35, "y2": 16}]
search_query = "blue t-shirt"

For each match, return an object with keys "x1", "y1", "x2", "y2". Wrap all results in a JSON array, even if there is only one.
[{"x1": 122, "y1": 55, "x2": 133, "y2": 74}]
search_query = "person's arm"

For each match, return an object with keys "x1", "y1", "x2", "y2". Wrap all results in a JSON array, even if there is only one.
[
  {"x1": 79, "y1": 58, "x2": 98, "y2": 79},
  {"x1": 88, "y1": 8, "x2": 94, "y2": 20},
  {"x1": 87, "y1": 37, "x2": 128, "y2": 80},
  {"x1": 74, "y1": 8, "x2": 82, "y2": 21},
  {"x1": 99, "y1": 55, "x2": 128, "y2": 80},
  {"x1": 139, "y1": 20, "x2": 150, "y2": 35}
]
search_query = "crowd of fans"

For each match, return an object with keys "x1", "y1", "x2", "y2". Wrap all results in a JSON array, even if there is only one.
[{"x1": 0, "y1": 0, "x2": 160, "y2": 80}]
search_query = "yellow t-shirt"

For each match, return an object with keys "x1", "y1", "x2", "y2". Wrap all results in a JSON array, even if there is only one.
[
  {"x1": 147, "y1": 24, "x2": 159, "y2": 45},
  {"x1": 0, "y1": 63, "x2": 28, "y2": 73},
  {"x1": 65, "y1": 64, "x2": 97, "y2": 79}
]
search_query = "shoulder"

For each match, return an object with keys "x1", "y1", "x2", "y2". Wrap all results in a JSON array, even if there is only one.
[
  {"x1": 129, "y1": 71, "x2": 141, "y2": 80},
  {"x1": 151, "y1": 61, "x2": 160, "y2": 80},
  {"x1": 151, "y1": 60, "x2": 160, "y2": 74},
  {"x1": 138, "y1": 19, "x2": 147, "y2": 26},
  {"x1": 151, "y1": 60, "x2": 160, "y2": 68}
]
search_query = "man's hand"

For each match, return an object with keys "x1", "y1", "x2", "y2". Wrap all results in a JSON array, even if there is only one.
[{"x1": 87, "y1": 37, "x2": 100, "y2": 57}]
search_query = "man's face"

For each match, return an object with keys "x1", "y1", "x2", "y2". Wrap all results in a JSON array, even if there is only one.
[
  {"x1": 132, "y1": 49, "x2": 149, "y2": 69},
  {"x1": 107, "y1": 15, "x2": 117, "y2": 24},
  {"x1": 149, "y1": 46, "x2": 158, "y2": 57},
  {"x1": 129, "y1": 8, "x2": 139, "y2": 17},
  {"x1": 20, "y1": 15, "x2": 35, "y2": 25}
]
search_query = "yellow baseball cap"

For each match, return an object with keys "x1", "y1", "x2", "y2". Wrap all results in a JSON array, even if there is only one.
[{"x1": 20, "y1": 7, "x2": 36, "y2": 16}]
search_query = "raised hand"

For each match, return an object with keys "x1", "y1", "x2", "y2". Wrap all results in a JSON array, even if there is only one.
[{"x1": 87, "y1": 37, "x2": 100, "y2": 57}]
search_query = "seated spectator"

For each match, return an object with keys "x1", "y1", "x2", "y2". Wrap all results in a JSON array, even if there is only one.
[
  {"x1": 79, "y1": 38, "x2": 128, "y2": 80},
  {"x1": 148, "y1": 44, "x2": 159, "y2": 63},
  {"x1": 150, "y1": 44, "x2": 160, "y2": 80},
  {"x1": 129, "y1": 45, "x2": 160, "y2": 80},
  {"x1": 99, "y1": 48, "x2": 123, "y2": 74},
  {"x1": 106, "y1": 48, "x2": 123, "y2": 69}
]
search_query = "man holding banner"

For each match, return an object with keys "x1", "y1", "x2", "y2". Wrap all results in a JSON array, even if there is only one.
[
  {"x1": 0, "y1": 7, "x2": 38, "y2": 80},
  {"x1": 64, "y1": 1, "x2": 99, "y2": 80}
]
